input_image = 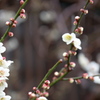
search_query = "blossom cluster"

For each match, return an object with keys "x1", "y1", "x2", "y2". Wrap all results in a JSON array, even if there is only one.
[
  {"x1": 28, "y1": 80, "x2": 50, "y2": 100},
  {"x1": 0, "y1": 42, "x2": 13, "y2": 100}
]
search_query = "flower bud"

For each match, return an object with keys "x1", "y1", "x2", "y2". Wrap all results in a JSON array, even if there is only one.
[
  {"x1": 45, "y1": 80, "x2": 50, "y2": 85},
  {"x1": 42, "y1": 83, "x2": 50, "y2": 90},
  {"x1": 75, "y1": 79, "x2": 81, "y2": 84},
  {"x1": 54, "y1": 71, "x2": 59, "y2": 76},
  {"x1": 69, "y1": 78, "x2": 74, "y2": 83},
  {"x1": 70, "y1": 62, "x2": 76, "y2": 67},
  {"x1": 75, "y1": 27, "x2": 84, "y2": 34},
  {"x1": 8, "y1": 32, "x2": 14, "y2": 37},
  {"x1": 5, "y1": 21, "x2": 10, "y2": 26},
  {"x1": 75, "y1": 16, "x2": 80, "y2": 21},
  {"x1": 84, "y1": 10, "x2": 88, "y2": 15},
  {"x1": 89, "y1": 0, "x2": 94, "y2": 4},
  {"x1": 20, "y1": 0, "x2": 25, "y2": 5},
  {"x1": 14, "y1": 20, "x2": 18, "y2": 24},
  {"x1": 10, "y1": 18, "x2": 14, "y2": 21},
  {"x1": 43, "y1": 92, "x2": 49, "y2": 97},
  {"x1": 82, "y1": 73, "x2": 88, "y2": 79},
  {"x1": 12, "y1": 23, "x2": 16, "y2": 27},
  {"x1": 20, "y1": 9, "x2": 25, "y2": 13},
  {"x1": 73, "y1": 21, "x2": 77, "y2": 25},
  {"x1": 89, "y1": 76, "x2": 94, "y2": 81},
  {"x1": 20, "y1": 14, "x2": 26, "y2": 19}
]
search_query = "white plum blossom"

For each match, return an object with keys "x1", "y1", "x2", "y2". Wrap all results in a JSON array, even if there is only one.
[
  {"x1": 93, "y1": 76, "x2": 100, "y2": 84},
  {"x1": 0, "y1": 91, "x2": 5, "y2": 97},
  {"x1": 0, "y1": 80, "x2": 8, "y2": 91},
  {"x1": 78, "y1": 53, "x2": 100, "y2": 84},
  {"x1": 78, "y1": 53, "x2": 90, "y2": 71},
  {"x1": 73, "y1": 38, "x2": 82, "y2": 50},
  {"x1": 0, "y1": 54, "x2": 13, "y2": 68},
  {"x1": 86, "y1": 61, "x2": 99, "y2": 75},
  {"x1": 0, "y1": 67, "x2": 10, "y2": 77},
  {"x1": 62, "y1": 33, "x2": 82, "y2": 50},
  {"x1": 0, "y1": 42, "x2": 6, "y2": 53},
  {"x1": 38, "y1": 96, "x2": 48, "y2": 100},
  {"x1": 62, "y1": 33, "x2": 76, "y2": 45},
  {"x1": 0, "y1": 91, "x2": 11, "y2": 100},
  {"x1": 0, "y1": 41, "x2": 12, "y2": 98}
]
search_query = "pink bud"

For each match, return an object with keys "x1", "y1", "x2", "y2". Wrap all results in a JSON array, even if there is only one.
[
  {"x1": 75, "y1": 79, "x2": 81, "y2": 84},
  {"x1": 45, "y1": 80, "x2": 50, "y2": 85},
  {"x1": 69, "y1": 78, "x2": 74, "y2": 83},
  {"x1": 20, "y1": 14, "x2": 26, "y2": 19},
  {"x1": 12, "y1": 23, "x2": 16, "y2": 27},
  {"x1": 70, "y1": 62, "x2": 76, "y2": 67},
  {"x1": 20, "y1": 0, "x2": 25, "y2": 5},
  {"x1": 84, "y1": 10, "x2": 88, "y2": 15},
  {"x1": 43, "y1": 92, "x2": 49, "y2": 97},
  {"x1": 20, "y1": 9, "x2": 25, "y2": 13},
  {"x1": 73, "y1": 21, "x2": 77, "y2": 25},
  {"x1": 8, "y1": 32, "x2": 14, "y2": 37},
  {"x1": 59, "y1": 59, "x2": 63, "y2": 63},
  {"x1": 10, "y1": 18, "x2": 14, "y2": 22},
  {"x1": 89, "y1": 0, "x2": 94, "y2": 4},
  {"x1": 33, "y1": 87, "x2": 37, "y2": 91},
  {"x1": 80, "y1": 9, "x2": 84, "y2": 13},
  {"x1": 89, "y1": 76, "x2": 94, "y2": 81},
  {"x1": 75, "y1": 16, "x2": 80, "y2": 21},
  {"x1": 14, "y1": 20, "x2": 18, "y2": 24},
  {"x1": 63, "y1": 52, "x2": 68, "y2": 57},
  {"x1": 82, "y1": 73, "x2": 88, "y2": 79},
  {"x1": 5, "y1": 21, "x2": 10, "y2": 26}
]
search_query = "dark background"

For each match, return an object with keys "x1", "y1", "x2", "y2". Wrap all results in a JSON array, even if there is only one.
[{"x1": 0, "y1": 0, "x2": 100, "y2": 100}]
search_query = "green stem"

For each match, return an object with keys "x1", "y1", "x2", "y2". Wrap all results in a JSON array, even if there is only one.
[
  {"x1": 63, "y1": 74, "x2": 100, "y2": 81},
  {"x1": 30, "y1": 60, "x2": 62, "y2": 100},
  {"x1": 73, "y1": 0, "x2": 90, "y2": 33},
  {"x1": 0, "y1": 0, "x2": 29, "y2": 42},
  {"x1": 37, "y1": 59, "x2": 62, "y2": 89},
  {"x1": 50, "y1": 72, "x2": 69, "y2": 87}
]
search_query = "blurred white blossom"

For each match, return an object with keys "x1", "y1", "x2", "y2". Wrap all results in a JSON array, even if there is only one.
[
  {"x1": 38, "y1": 96, "x2": 48, "y2": 100},
  {"x1": 78, "y1": 53, "x2": 100, "y2": 84},
  {"x1": 40, "y1": 11, "x2": 57, "y2": 23}
]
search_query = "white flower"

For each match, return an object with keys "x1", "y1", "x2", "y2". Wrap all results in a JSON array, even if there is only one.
[
  {"x1": 0, "y1": 78, "x2": 8, "y2": 91},
  {"x1": 78, "y1": 53, "x2": 90, "y2": 71},
  {"x1": 0, "y1": 95, "x2": 11, "y2": 100},
  {"x1": 73, "y1": 38, "x2": 82, "y2": 50},
  {"x1": 0, "y1": 54, "x2": 13, "y2": 68},
  {"x1": 0, "y1": 42, "x2": 6, "y2": 53},
  {"x1": 86, "y1": 61, "x2": 99, "y2": 75},
  {"x1": 0, "y1": 67, "x2": 10, "y2": 77},
  {"x1": 0, "y1": 91, "x2": 11, "y2": 100},
  {"x1": 38, "y1": 96, "x2": 48, "y2": 100},
  {"x1": 0, "y1": 91, "x2": 5, "y2": 97},
  {"x1": 62, "y1": 33, "x2": 76, "y2": 45},
  {"x1": 93, "y1": 76, "x2": 100, "y2": 84}
]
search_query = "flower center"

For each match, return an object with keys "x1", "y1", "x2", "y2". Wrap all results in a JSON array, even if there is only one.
[
  {"x1": 0, "y1": 60, "x2": 4, "y2": 66},
  {"x1": 66, "y1": 35, "x2": 72, "y2": 40},
  {"x1": 0, "y1": 70, "x2": 4, "y2": 76},
  {"x1": 0, "y1": 98, "x2": 5, "y2": 100}
]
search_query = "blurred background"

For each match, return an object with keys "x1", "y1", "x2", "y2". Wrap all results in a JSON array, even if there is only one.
[{"x1": 0, "y1": 0, "x2": 100, "y2": 100}]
